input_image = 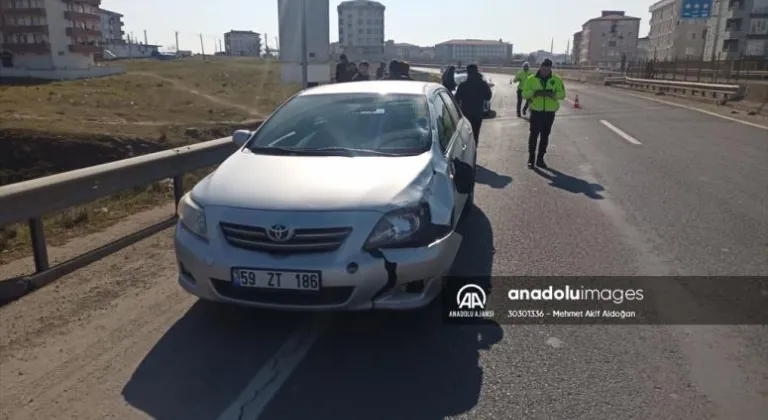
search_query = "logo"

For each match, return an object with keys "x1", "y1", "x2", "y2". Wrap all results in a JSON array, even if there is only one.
[
  {"x1": 448, "y1": 283, "x2": 495, "y2": 319},
  {"x1": 457, "y1": 284, "x2": 486, "y2": 309},
  {"x1": 266, "y1": 224, "x2": 294, "y2": 242}
]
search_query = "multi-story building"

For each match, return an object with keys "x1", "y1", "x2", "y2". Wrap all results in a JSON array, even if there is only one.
[
  {"x1": 434, "y1": 39, "x2": 513, "y2": 64},
  {"x1": 96, "y1": 7, "x2": 122, "y2": 43},
  {"x1": 337, "y1": 0, "x2": 385, "y2": 59},
  {"x1": 638, "y1": 36, "x2": 650, "y2": 59},
  {"x1": 224, "y1": 30, "x2": 261, "y2": 57},
  {"x1": 704, "y1": 0, "x2": 768, "y2": 60},
  {"x1": 578, "y1": 10, "x2": 641, "y2": 68},
  {"x1": 648, "y1": 0, "x2": 708, "y2": 61},
  {"x1": 0, "y1": 0, "x2": 104, "y2": 70},
  {"x1": 572, "y1": 31, "x2": 583, "y2": 64},
  {"x1": 384, "y1": 40, "x2": 435, "y2": 61}
]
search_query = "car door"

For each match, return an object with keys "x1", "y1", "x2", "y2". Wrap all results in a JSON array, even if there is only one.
[
  {"x1": 432, "y1": 90, "x2": 471, "y2": 227},
  {"x1": 438, "y1": 90, "x2": 476, "y2": 188}
]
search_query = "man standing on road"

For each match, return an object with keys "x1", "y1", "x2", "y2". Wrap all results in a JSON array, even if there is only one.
[
  {"x1": 384, "y1": 60, "x2": 402, "y2": 79},
  {"x1": 513, "y1": 62, "x2": 532, "y2": 117},
  {"x1": 351, "y1": 61, "x2": 371, "y2": 81},
  {"x1": 442, "y1": 65, "x2": 457, "y2": 92},
  {"x1": 522, "y1": 59, "x2": 565, "y2": 169},
  {"x1": 375, "y1": 62, "x2": 386, "y2": 79},
  {"x1": 454, "y1": 64, "x2": 492, "y2": 145},
  {"x1": 335, "y1": 54, "x2": 350, "y2": 83}
]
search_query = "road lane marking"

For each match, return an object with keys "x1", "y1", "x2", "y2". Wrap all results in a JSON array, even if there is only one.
[
  {"x1": 621, "y1": 91, "x2": 768, "y2": 131},
  {"x1": 599, "y1": 120, "x2": 641, "y2": 145},
  {"x1": 217, "y1": 314, "x2": 331, "y2": 420}
]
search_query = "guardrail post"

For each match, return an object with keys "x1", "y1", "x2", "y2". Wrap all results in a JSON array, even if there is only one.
[
  {"x1": 28, "y1": 217, "x2": 49, "y2": 273},
  {"x1": 172, "y1": 175, "x2": 184, "y2": 207}
]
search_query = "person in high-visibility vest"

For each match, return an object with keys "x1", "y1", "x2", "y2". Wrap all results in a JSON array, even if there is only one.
[
  {"x1": 513, "y1": 62, "x2": 532, "y2": 117},
  {"x1": 522, "y1": 59, "x2": 565, "y2": 169}
]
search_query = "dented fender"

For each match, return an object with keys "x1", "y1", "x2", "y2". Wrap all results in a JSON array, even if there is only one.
[{"x1": 421, "y1": 158, "x2": 456, "y2": 227}]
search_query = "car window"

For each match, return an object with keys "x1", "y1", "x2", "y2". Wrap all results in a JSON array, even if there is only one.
[
  {"x1": 247, "y1": 93, "x2": 431, "y2": 155},
  {"x1": 434, "y1": 94, "x2": 456, "y2": 151},
  {"x1": 438, "y1": 91, "x2": 462, "y2": 121}
]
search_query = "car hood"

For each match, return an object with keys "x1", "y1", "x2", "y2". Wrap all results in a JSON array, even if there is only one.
[{"x1": 192, "y1": 150, "x2": 435, "y2": 211}]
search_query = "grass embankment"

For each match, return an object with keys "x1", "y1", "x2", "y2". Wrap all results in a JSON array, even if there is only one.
[{"x1": 0, "y1": 57, "x2": 300, "y2": 264}]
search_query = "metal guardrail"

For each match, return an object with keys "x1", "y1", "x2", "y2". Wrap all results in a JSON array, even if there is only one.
[
  {"x1": 620, "y1": 77, "x2": 743, "y2": 100},
  {"x1": 0, "y1": 137, "x2": 238, "y2": 293}
]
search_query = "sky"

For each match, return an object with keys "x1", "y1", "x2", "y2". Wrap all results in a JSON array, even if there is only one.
[{"x1": 101, "y1": 0, "x2": 654, "y2": 54}]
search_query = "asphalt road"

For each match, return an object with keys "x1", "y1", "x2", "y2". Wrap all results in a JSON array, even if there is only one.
[{"x1": 1, "y1": 72, "x2": 767, "y2": 420}]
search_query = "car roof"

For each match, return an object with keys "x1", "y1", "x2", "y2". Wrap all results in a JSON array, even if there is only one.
[{"x1": 300, "y1": 80, "x2": 433, "y2": 97}]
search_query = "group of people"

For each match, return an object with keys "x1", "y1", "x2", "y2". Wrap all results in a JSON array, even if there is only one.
[
  {"x1": 334, "y1": 54, "x2": 414, "y2": 83},
  {"x1": 335, "y1": 54, "x2": 567, "y2": 170}
]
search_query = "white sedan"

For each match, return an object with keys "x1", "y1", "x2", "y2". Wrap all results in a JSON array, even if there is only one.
[{"x1": 174, "y1": 80, "x2": 478, "y2": 311}]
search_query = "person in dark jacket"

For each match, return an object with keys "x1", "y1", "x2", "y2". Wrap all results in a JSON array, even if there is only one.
[
  {"x1": 351, "y1": 61, "x2": 371, "y2": 81},
  {"x1": 375, "y1": 62, "x2": 386, "y2": 79},
  {"x1": 384, "y1": 60, "x2": 402, "y2": 79},
  {"x1": 454, "y1": 64, "x2": 492, "y2": 145},
  {"x1": 346, "y1": 61, "x2": 358, "y2": 80},
  {"x1": 441, "y1": 65, "x2": 457, "y2": 92},
  {"x1": 335, "y1": 54, "x2": 349, "y2": 83}
]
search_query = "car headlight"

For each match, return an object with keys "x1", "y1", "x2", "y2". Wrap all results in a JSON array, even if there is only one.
[
  {"x1": 177, "y1": 193, "x2": 207, "y2": 240},
  {"x1": 363, "y1": 204, "x2": 449, "y2": 250}
]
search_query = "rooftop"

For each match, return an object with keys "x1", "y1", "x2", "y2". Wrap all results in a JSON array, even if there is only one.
[
  {"x1": 97, "y1": 8, "x2": 123, "y2": 17},
  {"x1": 300, "y1": 80, "x2": 431, "y2": 97},
  {"x1": 338, "y1": 0, "x2": 385, "y2": 9},
  {"x1": 585, "y1": 10, "x2": 641, "y2": 24},
  {"x1": 436, "y1": 39, "x2": 511, "y2": 46}
]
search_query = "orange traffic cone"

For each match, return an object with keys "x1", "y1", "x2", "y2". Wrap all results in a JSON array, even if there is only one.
[{"x1": 573, "y1": 95, "x2": 581, "y2": 109}]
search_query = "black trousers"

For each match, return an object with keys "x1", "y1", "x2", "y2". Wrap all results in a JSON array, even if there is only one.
[
  {"x1": 528, "y1": 111, "x2": 556, "y2": 157},
  {"x1": 468, "y1": 117, "x2": 483, "y2": 145},
  {"x1": 516, "y1": 89, "x2": 530, "y2": 115}
]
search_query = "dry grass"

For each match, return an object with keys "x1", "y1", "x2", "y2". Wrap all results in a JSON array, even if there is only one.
[
  {"x1": 0, "y1": 168, "x2": 214, "y2": 265},
  {"x1": 0, "y1": 57, "x2": 300, "y2": 140},
  {"x1": 1, "y1": 57, "x2": 302, "y2": 267}
]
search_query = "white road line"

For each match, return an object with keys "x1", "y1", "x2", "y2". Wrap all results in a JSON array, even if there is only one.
[
  {"x1": 599, "y1": 120, "x2": 642, "y2": 145},
  {"x1": 621, "y1": 91, "x2": 768, "y2": 131},
  {"x1": 217, "y1": 315, "x2": 331, "y2": 420}
]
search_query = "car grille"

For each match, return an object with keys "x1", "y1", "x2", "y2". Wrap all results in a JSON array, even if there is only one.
[
  {"x1": 219, "y1": 222, "x2": 352, "y2": 254},
  {"x1": 211, "y1": 279, "x2": 354, "y2": 306}
]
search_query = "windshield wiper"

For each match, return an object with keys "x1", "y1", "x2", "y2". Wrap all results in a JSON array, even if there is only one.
[
  {"x1": 308, "y1": 147, "x2": 404, "y2": 156},
  {"x1": 248, "y1": 146, "x2": 319, "y2": 156}
]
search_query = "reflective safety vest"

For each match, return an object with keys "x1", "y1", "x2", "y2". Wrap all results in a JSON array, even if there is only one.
[
  {"x1": 522, "y1": 73, "x2": 566, "y2": 112},
  {"x1": 513, "y1": 69, "x2": 531, "y2": 89}
]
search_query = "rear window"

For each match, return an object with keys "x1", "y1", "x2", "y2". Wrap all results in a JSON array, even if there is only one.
[{"x1": 247, "y1": 93, "x2": 432, "y2": 154}]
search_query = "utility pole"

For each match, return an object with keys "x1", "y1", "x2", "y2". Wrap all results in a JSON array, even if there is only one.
[
  {"x1": 199, "y1": 34, "x2": 206, "y2": 60},
  {"x1": 219, "y1": 39, "x2": 223, "y2": 53},
  {"x1": 300, "y1": 0, "x2": 309, "y2": 88},
  {"x1": 175, "y1": 31, "x2": 179, "y2": 52},
  {"x1": 143, "y1": 30, "x2": 148, "y2": 45}
]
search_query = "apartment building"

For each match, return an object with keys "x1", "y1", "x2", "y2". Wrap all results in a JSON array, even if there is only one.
[
  {"x1": 97, "y1": 7, "x2": 122, "y2": 43},
  {"x1": 337, "y1": 0, "x2": 385, "y2": 58},
  {"x1": 0, "y1": 0, "x2": 104, "y2": 71},
  {"x1": 638, "y1": 36, "x2": 650, "y2": 59},
  {"x1": 435, "y1": 39, "x2": 513, "y2": 64},
  {"x1": 648, "y1": 0, "x2": 708, "y2": 61},
  {"x1": 572, "y1": 31, "x2": 583, "y2": 64},
  {"x1": 578, "y1": 11, "x2": 641, "y2": 68},
  {"x1": 224, "y1": 30, "x2": 261, "y2": 57},
  {"x1": 704, "y1": 0, "x2": 768, "y2": 59}
]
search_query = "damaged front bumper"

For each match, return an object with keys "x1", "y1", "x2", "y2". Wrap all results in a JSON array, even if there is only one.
[{"x1": 175, "y1": 220, "x2": 462, "y2": 312}]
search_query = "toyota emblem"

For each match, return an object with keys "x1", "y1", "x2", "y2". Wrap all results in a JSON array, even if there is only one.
[{"x1": 266, "y1": 224, "x2": 294, "y2": 242}]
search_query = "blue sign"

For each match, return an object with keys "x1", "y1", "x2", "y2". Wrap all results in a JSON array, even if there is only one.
[{"x1": 681, "y1": 0, "x2": 713, "y2": 19}]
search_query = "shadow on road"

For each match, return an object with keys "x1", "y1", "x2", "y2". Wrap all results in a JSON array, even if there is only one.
[
  {"x1": 122, "y1": 207, "x2": 502, "y2": 420},
  {"x1": 533, "y1": 167, "x2": 605, "y2": 199},
  {"x1": 476, "y1": 165, "x2": 512, "y2": 189},
  {"x1": 121, "y1": 303, "x2": 312, "y2": 420},
  {"x1": 258, "y1": 205, "x2": 503, "y2": 420}
]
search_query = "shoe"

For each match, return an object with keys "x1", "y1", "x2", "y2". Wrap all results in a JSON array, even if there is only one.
[
  {"x1": 536, "y1": 157, "x2": 547, "y2": 169},
  {"x1": 527, "y1": 154, "x2": 535, "y2": 168},
  {"x1": 517, "y1": 113, "x2": 522, "y2": 118}
]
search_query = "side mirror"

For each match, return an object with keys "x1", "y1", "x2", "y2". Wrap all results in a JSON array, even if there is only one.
[{"x1": 232, "y1": 129, "x2": 252, "y2": 147}]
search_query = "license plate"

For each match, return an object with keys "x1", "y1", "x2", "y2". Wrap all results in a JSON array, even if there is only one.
[{"x1": 231, "y1": 268, "x2": 321, "y2": 291}]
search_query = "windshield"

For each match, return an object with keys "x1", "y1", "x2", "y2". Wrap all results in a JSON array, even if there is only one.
[{"x1": 246, "y1": 93, "x2": 432, "y2": 156}]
